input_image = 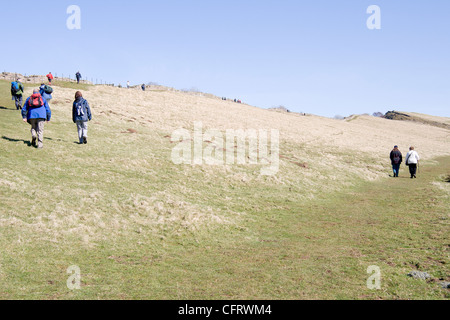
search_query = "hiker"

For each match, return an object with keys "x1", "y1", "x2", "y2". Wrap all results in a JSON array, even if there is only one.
[
  {"x1": 127, "y1": 81, "x2": 130, "y2": 89},
  {"x1": 406, "y1": 146, "x2": 420, "y2": 179},
  {"x1": 390, "y1": 145, "x2": 403, "y2": 177},
  {"x1": 22, "y1": 89, "x2": 51, "y2": 149},
  {"x1": 46, "y1": 72, "x2": 54, "y2": 84},
  {"x1": 11, "y1": 79, "x2": 25, "y2": 110},
  {"x1": 141, "y1": 84, "x2": 146, "y2": 91},
  {"x1": 72, "y1": 91, "x2": 92, "y2": 144},
  {"x1": 76, "y1": 71, "x2": 82, "y2": 84},
  {"x1": 39, "y1": 83, "x2": 53, "y2": 102}
]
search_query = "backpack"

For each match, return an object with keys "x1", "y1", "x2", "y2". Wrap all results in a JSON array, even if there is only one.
[
  {"x1": 43, "y1": 85, "x2": 53, "y2": 94},
  {"x1": 28, "y1": 94, "x2": 44, "y2": 108},
  {"x1": 393, "y1": 151, "x2": 401, "y2": 164},
  {"x1": 406, "y1": 152, "x2": 414, "y2": 166},
  {"x1": 11, "y1": 81, "x2": 20, "y2": 94},
  {"x1": 75, "y1": 99, "x2": 87, "y2": 117}
]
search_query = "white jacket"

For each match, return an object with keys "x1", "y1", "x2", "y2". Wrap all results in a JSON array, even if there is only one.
[{"x1": 406, "y1": 150, "x2": 420, "y2": 164}]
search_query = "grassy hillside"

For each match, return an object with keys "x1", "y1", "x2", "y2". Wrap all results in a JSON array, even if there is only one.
[{"x1": 0, "y1": 80, "x2": 449, "y2": 299}]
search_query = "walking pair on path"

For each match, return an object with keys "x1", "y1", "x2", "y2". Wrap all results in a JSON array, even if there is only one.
[
  {"x1": 390, "y1": 146, "x2": 420, "y2": 179},
  {"x1": 17, "y1": 88, "x2": 91, "y2": 148}
]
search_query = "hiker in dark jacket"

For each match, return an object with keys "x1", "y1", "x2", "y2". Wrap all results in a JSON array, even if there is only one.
[
  {"x1": 390, "y1": 145, "x2": 403, "y2": 178},
  {"x1": 11, "y1": 79, "x2": 25, "y2": 110},
  {"x1": 141, "y1": 84, "x2": 146, "y2": 91},
  {"x1": 22, "y1": 89, "x2": 51, "y2": 149},
  {"x1": 72, "y1": 91, "x2": 92, "y2": 144},
  {"x1": 76, "y1": 71, "x2": 82, "y2": 84},
  {"x1": 39, "y1": 83, "x2": 53, "y2": 102}
]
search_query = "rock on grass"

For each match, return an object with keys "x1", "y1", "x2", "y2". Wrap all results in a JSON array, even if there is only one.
[{"x1": 407, "y1": 271, "x2": 431, "y2": 280}]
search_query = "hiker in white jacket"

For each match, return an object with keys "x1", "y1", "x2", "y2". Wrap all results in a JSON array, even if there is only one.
[{"x1": 406, "y1": 146, "x2": 420, "y2": 179}]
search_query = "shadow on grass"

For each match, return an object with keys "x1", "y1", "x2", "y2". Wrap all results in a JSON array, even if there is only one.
[
  {"x1": 388, "y1": 175, "x2": 410, "y2": 179},
  {"x1": 0, "y1": 106, "x2": 18, "y2": 111},
  {"x1": 3, "y1": 135, "x2": 67, "y2": 145},
  {"x1": 2, "y1": 136, "x2": 31, "y2": 146}
]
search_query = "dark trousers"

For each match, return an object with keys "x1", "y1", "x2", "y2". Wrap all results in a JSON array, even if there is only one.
[
  {"x1": 12, "y1": 95, "x2": 23, "y2": 110},
  {"x1": 409, "y1": 164, "x2": 417, "y2": 177},
  {"x1": 392, "y1": 164, "x2": 400, "y2": 177}
]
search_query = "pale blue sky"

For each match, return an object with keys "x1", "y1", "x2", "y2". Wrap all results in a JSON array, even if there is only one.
[{"x1": 1, "y1": 0, "x2": 449, "y2": 118}]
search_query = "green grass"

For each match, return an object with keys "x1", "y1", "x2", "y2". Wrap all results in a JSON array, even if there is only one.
[
  {"x1": 49, "y1": 80, "x2": 92, "y2": 91},
  {"x1": 0, "y1": 79, "x2": 448, "y2": 299}
]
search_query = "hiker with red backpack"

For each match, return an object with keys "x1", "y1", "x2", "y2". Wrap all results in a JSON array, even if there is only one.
[
  {"x1": 389, "y1": 145, "x2": 403, "y2": 178},
  {"x1": 11, "y1": 79, "x2": 25, "y2": 110},
  {"x1": 46, "y1": 72, "x2": 54, "y2": 84},
  {"x1": 22, "y1": 89, "x2": 52, "y2": 149}
]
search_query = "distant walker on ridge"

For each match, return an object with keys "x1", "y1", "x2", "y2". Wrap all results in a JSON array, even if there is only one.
[{"x1": 76, "y1": 71, "x2": 82, "y2": 84}]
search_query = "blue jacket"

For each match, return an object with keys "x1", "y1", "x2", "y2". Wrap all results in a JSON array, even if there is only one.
[
  {"x1": 22, "y1": 96, "x2": 51, "y2": 121},
  {"x1": 72, "y1": 98, "x2": 92, "y2": 123},
  {"x1": 39, "y1": 85, "x2": 52, "y2": 101}
]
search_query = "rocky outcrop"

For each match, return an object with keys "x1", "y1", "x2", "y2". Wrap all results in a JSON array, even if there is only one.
[{"x1": 384, "y1": 111, "x2": 450, "y2": 130}]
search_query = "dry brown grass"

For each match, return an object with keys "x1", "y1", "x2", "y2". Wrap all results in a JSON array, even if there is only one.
[
  {"x1": 72, "y1": 86, "x2": 449, "y2": 158},
  {"x1": 1, "y1": 80, "x2": 450, "y2": 299},
  {"x1": 9, "y1": 84, "x2": 450, "y2": 241}
]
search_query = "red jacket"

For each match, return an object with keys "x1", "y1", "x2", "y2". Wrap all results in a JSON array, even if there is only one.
[{"x1": 47, "y1": 73, "x2": 54, "y2": 80}]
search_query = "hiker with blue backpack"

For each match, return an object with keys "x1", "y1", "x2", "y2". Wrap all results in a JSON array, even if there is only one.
[
  {"x1": 72, "y1": 91, "x2": 92, "y2": 144},
  {"x1": 11, "y1": 79, "x2": 25, "y2": 110},
  {"x1": 22, "y1": 89, "x2": 52, "y2": 149},
  {"x1": 39, "y1": 83, "x2": 53, "y2": 102},
  {"x1": 390, "y1": 145, "x2": 403, "y2": 178}
]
